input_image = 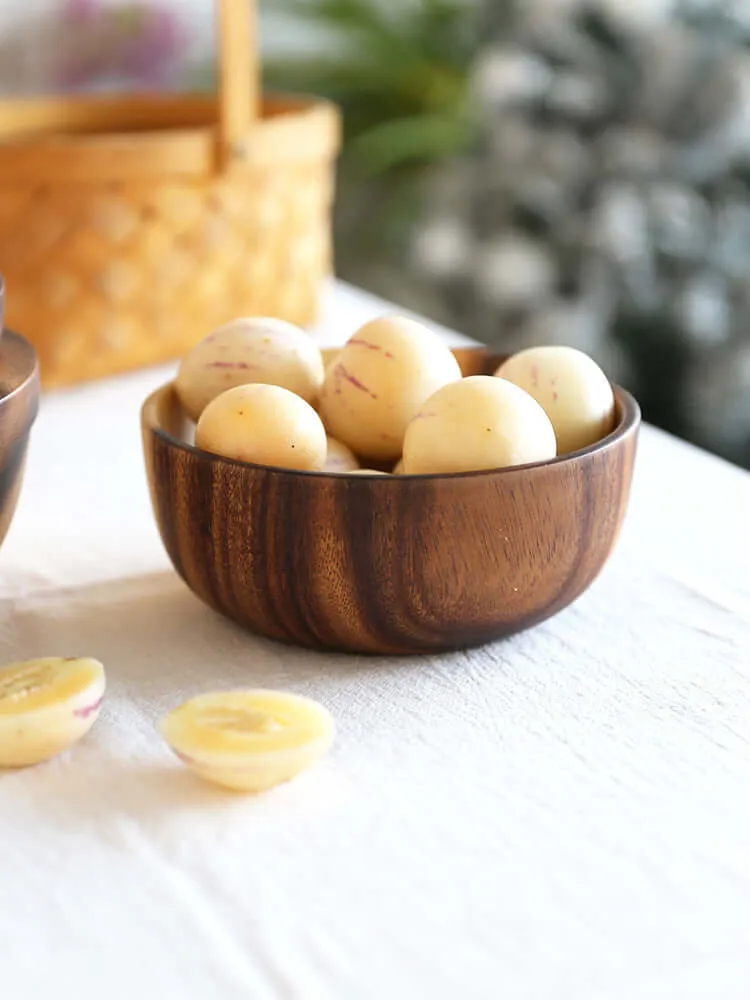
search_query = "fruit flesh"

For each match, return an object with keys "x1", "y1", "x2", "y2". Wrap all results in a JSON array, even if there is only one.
[
  {"x1": 160, "y1": 689, "x2": 335, "y2": 792},
  {"x1": 0, "y1": 657, "x2": 106, "y2": 768}
]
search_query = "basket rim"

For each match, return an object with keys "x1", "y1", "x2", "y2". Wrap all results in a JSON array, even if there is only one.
[{"x1": 0, "y1": 93, "x2": 340, "y2": 182}]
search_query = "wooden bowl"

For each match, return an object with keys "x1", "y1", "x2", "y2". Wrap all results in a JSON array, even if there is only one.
[
  {"x1": 141, "y1": 348, "x2": 640, "y2": 655},
  {"x1": 0, "y1": 328, "x2": 39, "y2": 551}
]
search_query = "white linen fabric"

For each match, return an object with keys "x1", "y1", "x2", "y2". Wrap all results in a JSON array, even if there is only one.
[{"x1": 1, "y1": 282, "x2": 748, "y2": 1000}]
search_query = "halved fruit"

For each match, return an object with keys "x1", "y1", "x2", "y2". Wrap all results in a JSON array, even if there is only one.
[
  {"x1": 0, "y1": 657, "x2": 106, "y2": 768},
  {"x1": 160, "y1": 689, "x2": 335, "y2": 792}
]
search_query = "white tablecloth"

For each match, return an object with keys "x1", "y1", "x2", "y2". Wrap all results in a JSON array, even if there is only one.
[{"x1": 1, "y1": 282, "x2": 749, "y2": 1000}]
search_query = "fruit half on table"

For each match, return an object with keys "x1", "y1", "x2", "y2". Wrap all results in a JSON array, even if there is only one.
[
  {"x1": 0, "y1": 657, "x2": 105, "y2": 768},
  {"x1": 160, "y1": 689, "x2": 335, "y2": 792}
]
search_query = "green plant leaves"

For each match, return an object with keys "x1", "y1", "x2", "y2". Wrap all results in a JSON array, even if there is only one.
[
  {"x1": 347, "y1": 113, "x2": 473, "y2": 174},
  {"x1": 262, "y1": 0, "x2": 481, "y2": 174}
]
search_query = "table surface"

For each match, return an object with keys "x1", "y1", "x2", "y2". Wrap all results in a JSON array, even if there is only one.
[{"x1": 1, "y1": 281, "x2": 749, "y2": 1000}]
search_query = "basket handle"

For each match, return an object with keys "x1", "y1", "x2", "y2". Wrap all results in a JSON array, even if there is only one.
[{"x1": 215, "y1": 0, "x2": 259, "y2": 168}]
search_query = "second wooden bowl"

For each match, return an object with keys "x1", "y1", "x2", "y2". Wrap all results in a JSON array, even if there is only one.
[
  {"x1": 0, "y1": 328, "x2": 39, "y2": 551},
  {"x1": 142, "y1": 348, "x2": 640, "y2": 655}
]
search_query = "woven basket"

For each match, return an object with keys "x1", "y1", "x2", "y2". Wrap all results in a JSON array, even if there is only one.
[{"x1": 0, "y1": 0, "x2": 340, "y2": 387}]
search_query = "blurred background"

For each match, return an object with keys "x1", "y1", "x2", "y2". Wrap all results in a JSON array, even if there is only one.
[{"x1": 1, "y1": 0, "x2": 750, "y2": 468}]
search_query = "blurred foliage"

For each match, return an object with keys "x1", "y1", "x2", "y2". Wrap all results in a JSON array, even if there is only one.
[
  {"x1": 259, "y1": 0, "x2": 750, "y2": 470},
  {"x1": 408, "y1": 0, "x2": 750, "y2": 466},
  {"x1": 263, "y1": 0, "x2": 477, "y2": 170},
  {"x1": 262, "y1": 0, "x2": 482, "y2": 291}
]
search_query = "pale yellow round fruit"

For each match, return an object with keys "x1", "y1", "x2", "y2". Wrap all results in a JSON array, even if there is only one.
[
  {"x1": 402, "y1": 375, "x2": 557, "y2": 474},
  {"x1": 494, "y1": 345, "x2": 615, "y2": 454},
  {"x1": 176, "y1": 317, "x2": 324, "y2": 421},
  {"x1": 319, "y1": 316, "x2": 462, "y2": 461},
  {"x1": 160, "y1": 689, "x2": 335, "y2": 793},
  {"x1": 195, "y1": 383, "x2": 326, "y2": 470},
  {"x1": 323, "y1": 435, "x2": 360, "y2": 473},
  {"x1": 349, "y1": 469, "x2": 389, "y2": 476},
  {"x1": 0, "y1": 657, "x2": 106, "y2": 768},
  {"x1": 392, "y1": 458, "x2": 405, "y2": 474}
]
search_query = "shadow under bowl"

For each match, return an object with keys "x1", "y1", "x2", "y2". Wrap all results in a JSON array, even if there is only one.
[
  {"x1": 141, "y1": 347, "x2": 640, "y2": 655},
  {"x1": 0, "y1": 329, "x2": 39, "y2": 551}
]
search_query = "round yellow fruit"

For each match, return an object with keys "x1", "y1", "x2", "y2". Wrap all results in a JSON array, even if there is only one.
[
  {"x1": 319, "y1": 316, "x2": 461, "y2": 461},
  {"x1": 195, "y1": 383, "x2": 327, "y2": 470},
  {"x1": 494, "y1": 345, "x2": 615, "y2": 454},
  {"x1": 176, "y1": 317, "x2": 324, "y2": 422},
  {"x1": 0, "y1": 657, "x2": 106, "y2": 768},
  {"x1": 160, "y1": 689, "x2": 335, "y2": 793},
  {"x1": 323, "y1": 435, "x2": 360, "y2": 473},
  {"x1": 402, "y1": 375, "x2": 557, "y2": 474}
]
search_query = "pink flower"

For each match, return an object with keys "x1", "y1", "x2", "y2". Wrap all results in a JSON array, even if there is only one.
[
  {"x1": 56, "y1": 1, "x2": 187, "y2": 91},
  {"x1": 63, "y1": 0, "x2": 99, "y2": 22}
]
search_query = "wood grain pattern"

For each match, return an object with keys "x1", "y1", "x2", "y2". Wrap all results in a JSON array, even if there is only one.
[
  {"x1": 142, "y1": 348, "x2": 640, "y2": 655},
  {"x1": 0, "y1": 327, "x2": 39, "y2": 552}
]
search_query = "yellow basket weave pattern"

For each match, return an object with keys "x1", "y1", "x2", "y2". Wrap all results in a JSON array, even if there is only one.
[{"x1": 0, "y1": 2, "x2": 340, "y2": 387}]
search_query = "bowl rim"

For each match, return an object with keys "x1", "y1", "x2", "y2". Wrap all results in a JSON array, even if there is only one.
[
  {"x1": 142, "y1": 353, "x2": 641, "y2": 482},
  {"x1": 0, "y1": 328, "x2": 39, "y2": 408}
]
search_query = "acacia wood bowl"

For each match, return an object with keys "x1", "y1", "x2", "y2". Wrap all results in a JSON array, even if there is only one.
[
  {"x1": 0, "y1": 327, "x2": 39, "y2": 552},
  {"x1": 142, "y1": 347, "x2": 640, "y2": 655}
]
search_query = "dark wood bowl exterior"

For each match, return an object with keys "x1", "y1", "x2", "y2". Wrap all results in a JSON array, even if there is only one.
[
  {"x1": 0, "y1": 329, "x2": 39, "y2": 550},
  {"x1": 142, "y1": 348, "x2": 640, "y2": 655}
]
